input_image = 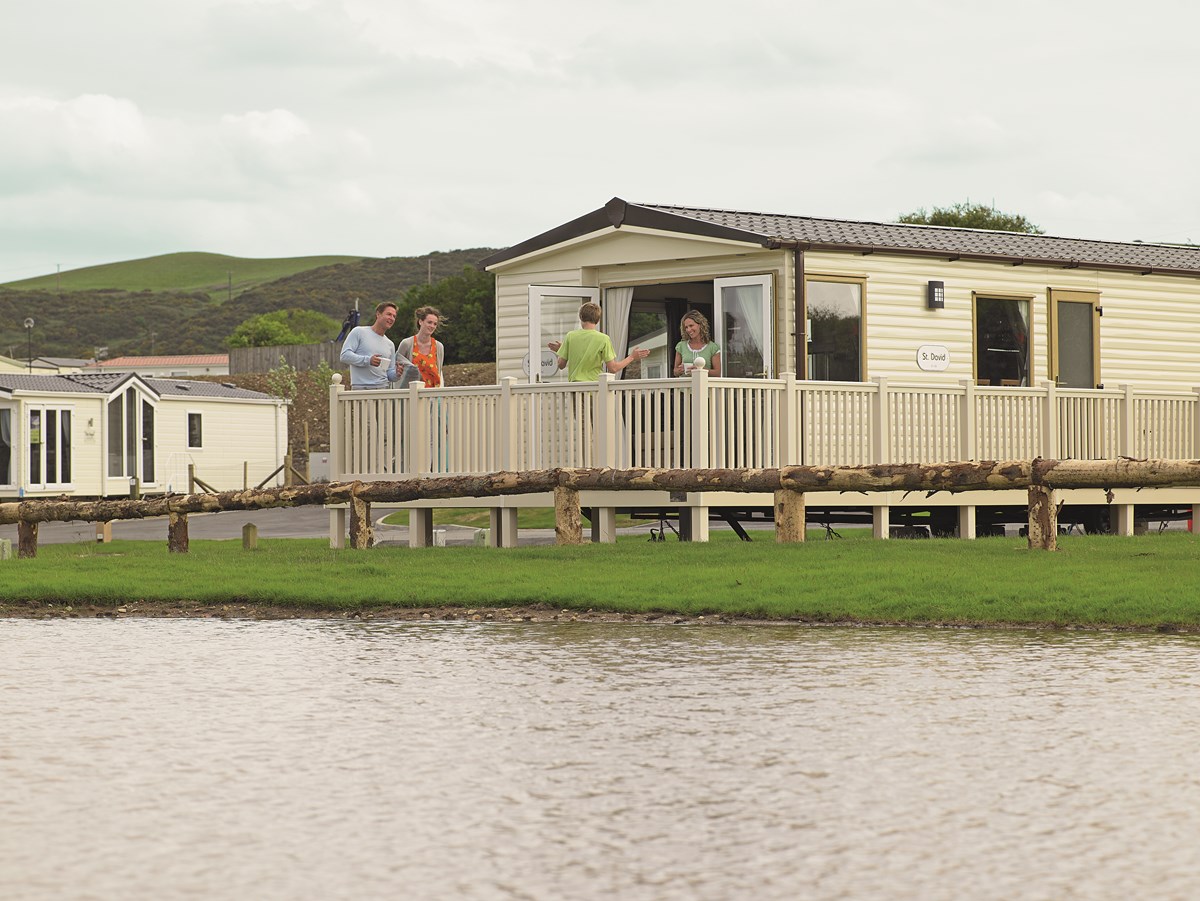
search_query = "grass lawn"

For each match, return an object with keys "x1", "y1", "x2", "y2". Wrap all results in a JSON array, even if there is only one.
[
  {"x1": 4, "y1": 531, "x2": 1200, "y2": 629},
  {"x1": 2, "y1": 251, "x2": 364, "y2": 297}
]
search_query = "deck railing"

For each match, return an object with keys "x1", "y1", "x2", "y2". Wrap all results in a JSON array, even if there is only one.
[{"x1": 329, "y1": 372, "x2": 1200, "y2": 482}]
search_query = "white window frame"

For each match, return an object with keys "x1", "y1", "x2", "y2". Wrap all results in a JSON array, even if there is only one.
[
  {"x1": 714, "y1": 274, "x2": 774, "y2": 378},
  {"x1": 527, "y1": 285, "x2": 601, "y2": 383},
  {"x1": 25, "y1": 403, "x2": 75, "y2": 490}
]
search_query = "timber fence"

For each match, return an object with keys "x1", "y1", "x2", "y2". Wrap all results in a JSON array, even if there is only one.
[{"x1": 4, "y1": 458, "x2": 1200, "y2": 558}]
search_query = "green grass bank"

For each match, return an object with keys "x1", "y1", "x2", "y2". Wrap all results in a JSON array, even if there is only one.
[{"x1": 4, "y1": 532, "x2": 1200, "y2": 629}]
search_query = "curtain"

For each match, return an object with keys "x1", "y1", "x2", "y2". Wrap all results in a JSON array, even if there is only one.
[
  {"x1": 604, "y1": 287, "x2": 635, "y2": 361},
  {"x1": 728, "y1": 286, "x2": 765, "y2": 369}
]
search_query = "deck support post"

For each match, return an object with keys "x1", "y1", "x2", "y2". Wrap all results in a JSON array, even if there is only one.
[
  {"x1": 409, "y1": 508, "x2": 434, "y2": 548},
  {"x1": 554, "y1": 487, "x2": 583, "y2": 545},
  {"x1": 591, "y1": 507, "x2": 617, "y2": 544},
  {"x1": 349, "y1": 496, "x2": 372, "y2": 549},
  {"x1": 489, "y1": 507, "x2": 518, "y2": 547},
  {"x1": 679, "y1": 505, "x2": 709, "y2": 542},
  {"x1": 329, "y1": 507, "x2": 347, "y2": 549},
  {"x1": 17, "y1": 520, "x2": 37, "y2": 558},
  {"x1": 957, "y1": 505, "x2": 976, "y2": 540},
  {"x1": 774, "y1": 488, "x2": 806, "y2": 543},
  {"x1": 168, "y1": 512, "x2": 189, "y2": 553},
  {"x1": 872, "y1": 504, "x2": 890, "y2": 540},
  {"x1": 1111, "y1": 504, "x2": 1135, "y2": 537}
]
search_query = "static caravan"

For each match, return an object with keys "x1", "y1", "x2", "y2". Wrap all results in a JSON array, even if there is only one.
[
  {"x1": 476, "y1": 198, "x2": 1200, "y2": 536},
  {"x1": 0, "y1": 372, "x2": 288, "y2": 500}
]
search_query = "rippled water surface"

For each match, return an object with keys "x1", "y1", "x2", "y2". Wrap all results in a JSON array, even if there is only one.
[{"x1": 4, "y1": 619, "x2": 1200, "y2": 900}]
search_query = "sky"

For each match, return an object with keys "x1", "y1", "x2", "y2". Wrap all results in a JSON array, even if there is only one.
[{"x1": 2, "y1": 0, "x2": 1198, "y2": 281}]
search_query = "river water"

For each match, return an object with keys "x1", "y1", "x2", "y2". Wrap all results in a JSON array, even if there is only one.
[{"x1": 3, "y1": 619, "x2": 1200, "y2": 900}]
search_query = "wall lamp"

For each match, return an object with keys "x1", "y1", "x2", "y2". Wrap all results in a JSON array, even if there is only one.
[{"x1": 926, "y1": 281, "x2": 945, "y2": 310}]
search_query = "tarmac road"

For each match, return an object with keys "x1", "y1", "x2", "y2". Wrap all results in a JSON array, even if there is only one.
[
  {"x1": 0, "y1": 506, "x2": 335, "y2": 546},
  {"x1": 0, "y1": 506, "x2": 772, "y2": 548}
]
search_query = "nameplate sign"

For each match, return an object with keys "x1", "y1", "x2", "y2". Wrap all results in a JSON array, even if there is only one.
[{"x1": 916, "y1": 344, "x2": 950, "y2": 372}]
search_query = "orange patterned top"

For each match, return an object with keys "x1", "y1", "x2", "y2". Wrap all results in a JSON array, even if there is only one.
[{"x1": 411, "y1": 340, "x2": 441, "y2": 387}]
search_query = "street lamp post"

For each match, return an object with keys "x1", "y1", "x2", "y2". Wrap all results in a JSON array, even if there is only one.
[{"x1": 23, "y1": 318, "x2": 34, "y2": 373}]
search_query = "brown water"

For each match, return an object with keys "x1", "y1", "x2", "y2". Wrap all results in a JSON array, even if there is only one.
[{"x1": 3, "y1": 620, "x2": 1200, "y2": 900}]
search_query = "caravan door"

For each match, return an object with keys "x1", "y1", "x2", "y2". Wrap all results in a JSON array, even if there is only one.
[
  {"x1": 713, "y1": 275, "x2": 773, "y2": 378},
  {"x1": 527, "y1": 286, "x2": 601, "y2": 383}
]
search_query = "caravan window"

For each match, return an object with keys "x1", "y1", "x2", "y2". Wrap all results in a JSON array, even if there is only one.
[
  {"x1": 27, "y1": 406, "x2": 72, "y2": 487},
  {"x1": 974, "y1": 296, "x2": 1030, "y2": 386},
  {"x1": 0, "y1": 409, "x2": 10, "y2": 485},
  {"x1": 806, "y1": 278, "x2": 863, "y2": 381}
]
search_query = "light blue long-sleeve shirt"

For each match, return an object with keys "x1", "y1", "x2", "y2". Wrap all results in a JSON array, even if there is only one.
[{"x1": 339, "y1": 326, "x2": 414, "y2": 389}]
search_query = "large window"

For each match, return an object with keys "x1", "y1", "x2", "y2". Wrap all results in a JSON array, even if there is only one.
[
  {"x1": 975, "y1": 296, "x2": 1030, "y2": 386},
  {"x1": 107, "y1": 387, "x2": 156, "y2": 482},
  {"x1": 0, "y1": 409, "x2": 11, "y2": 484},
  {"x1": 27, "y1": 406, "x2": 72, "y2": 487},
  {"x1": 806, "y1": 278, "x2": 863, "y2": 381}
]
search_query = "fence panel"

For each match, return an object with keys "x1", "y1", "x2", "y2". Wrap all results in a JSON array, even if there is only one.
[
  {"x1": 887, "y1": 384, "x2": 961, "y2": 463},
  {"x1": 1135, "y1": 393, "x2": 1197, "y2": 459},
  {"x1": 974, "y1": 389, "x2": 1043, "y2": 460},
  {"x1": 798, "y1": 383, "x2": 875, "y2": 466}
]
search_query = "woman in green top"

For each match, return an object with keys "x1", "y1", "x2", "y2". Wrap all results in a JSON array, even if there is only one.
[{"x1": 672, "y1": 311, "x2": 722, "y2": 376}]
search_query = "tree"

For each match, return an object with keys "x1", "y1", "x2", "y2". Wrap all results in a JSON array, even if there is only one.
[
  {"x1": 227, "y1": 309, "x2": 341, "y2": 348},
  {"x1": 392, "y1": 266, "x2": 496, "y2": 363},
  {"x1": 898, "y1": 202, "x2": 1045, "y2": 234}
]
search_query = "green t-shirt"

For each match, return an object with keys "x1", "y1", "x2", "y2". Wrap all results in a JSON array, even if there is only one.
[{"x1": 557, "y1": 327, "x2": 616, "y2": 381}]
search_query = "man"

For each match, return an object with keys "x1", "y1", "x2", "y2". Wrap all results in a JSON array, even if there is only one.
[
  {"x1": 339, "y1": 302, "x2": 417, "y2": 389},
  {"x1": 548, "y1": 302, "x2": 649, "y2": 381}
]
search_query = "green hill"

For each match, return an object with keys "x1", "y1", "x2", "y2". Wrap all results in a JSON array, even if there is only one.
[
  {"x1": 2, "y1": 251, "x2": 367, "y2": 299},
  {"x1": 0, "y1": 248, "x2": 498, "y2": 360}
]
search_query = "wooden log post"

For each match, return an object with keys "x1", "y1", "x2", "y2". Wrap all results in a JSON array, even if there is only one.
[
  {"x1": 774, "y1": 488, "x2": 806, "y2": 543},
  {"x1": 1028, "y1": 459, "x2": 1058, "y2": 551},
  {"x1": 242, "y1": 523, "x2": 258, "y2": 550},
  {"x1": 167, "y1": 512, "x2": 189, "y2": 554},
  {"x1": 554, "y1": 486, "x2": 583, "y2": 545},
  {"x1": 17, "y1": 520, "x2": 37, "y2": 559},
  {"x1": 348, "y1": 495, "x2": 372, "y2": 549}
]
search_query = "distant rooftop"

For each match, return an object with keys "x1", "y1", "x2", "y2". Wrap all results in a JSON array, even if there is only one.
[
  {"x1": 87, "y1": 354, "x2": 229, "y2": 368},
  {"x1": 0, "y1": 371, "x2": 271, "y2": 400}
]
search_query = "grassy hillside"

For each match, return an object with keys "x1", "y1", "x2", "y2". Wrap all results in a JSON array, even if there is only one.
[
  {"x1": 0, "y1": 248, "x2": 498, "y2": 359},
  {"x1": 2, "y1": 252, "x2": 366, "y2": 299}
]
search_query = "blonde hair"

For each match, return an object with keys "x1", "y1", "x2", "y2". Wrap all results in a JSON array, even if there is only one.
[{"x1": 680, "y1": 310, "x2": 712, "y2": 343}]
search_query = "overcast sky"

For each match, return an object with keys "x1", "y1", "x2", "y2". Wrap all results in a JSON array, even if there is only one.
[{"x1": 2, "y1": 0, "x2": 1197, "y2": 281}]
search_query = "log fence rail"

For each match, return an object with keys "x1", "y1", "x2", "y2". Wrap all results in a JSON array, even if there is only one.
[{"x1": 4, "y1": 459, "x2": 1200, "y2": 558}]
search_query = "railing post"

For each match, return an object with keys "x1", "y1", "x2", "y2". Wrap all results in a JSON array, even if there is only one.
[
  {"x1": 329, "y1": 373, "x2": 346, "y2": 481},
  {"x1": 1120, "y1": 383, "x2": 1135, "y2": 457},
  {"x1": 498, "y1": 377, "x2": 517, "y2": 471},
  {"x1": 1041, "y1": 380, "x2": 1059, "y2": 458},
  {"x1": 409, "y1": 381, "x2": 431, "y2": 474},
  {"x1": 778, "y1": 372, "x2": 797, "y2": 465},
  {"x1": 872, "y1": 377, "x2": 890, "y2": 464},
  {"x1": 690, "y1": 368, "x2": 709, "y2": 468},
  {"x1": 960, "y1": 378, "x2": 976, "y2": 461},
  {"x1": 595, "y1": 372, "x2": 615, "y2": 467}
]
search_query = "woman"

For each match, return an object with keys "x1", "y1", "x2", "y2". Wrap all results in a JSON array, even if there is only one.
[
  {"x1": 397, "y1": 306, "x2": 446, "y2": 387},
  {"x1": 672, "y1": 310, "x2": 722, "y2": 377}
]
